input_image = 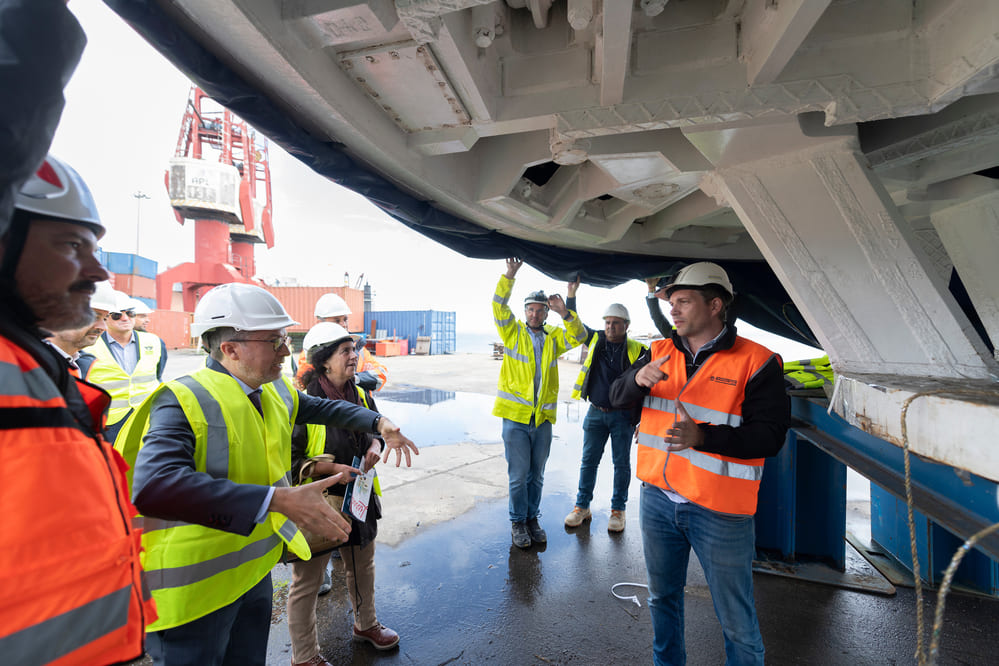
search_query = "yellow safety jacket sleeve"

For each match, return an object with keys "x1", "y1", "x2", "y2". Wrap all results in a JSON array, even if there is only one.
[{"x1": 491, "y1": 274, "x2": 587, "y2": 425}]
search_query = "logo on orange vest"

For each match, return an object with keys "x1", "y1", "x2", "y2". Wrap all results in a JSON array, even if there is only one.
[{"x1": 709, "y1": 375, "x2": 737, "y2": 387}]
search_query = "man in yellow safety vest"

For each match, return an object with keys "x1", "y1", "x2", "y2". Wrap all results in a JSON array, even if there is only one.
[
  {"x1": 492, "y1": 257, "x2": 586, "y2": 549},
  {"x1": 85, "y1": 290, "x2": 167, "y2": 443},
  {"x1": 115, "y1": 283, "x2": 418, "y2": 666}
]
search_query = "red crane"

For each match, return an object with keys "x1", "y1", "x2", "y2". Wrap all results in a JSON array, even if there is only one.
[{"x1": 155, "y1": 86, "x2": 275, "y2": 311}]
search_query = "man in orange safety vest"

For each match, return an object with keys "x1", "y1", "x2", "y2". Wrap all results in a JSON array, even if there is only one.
[{"x1": 609, "y1": 261, "x2": 789, "y2": 666}]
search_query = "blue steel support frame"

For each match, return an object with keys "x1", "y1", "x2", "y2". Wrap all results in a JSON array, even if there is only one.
[
  {"x1": 789, "y1": 397, "x2": 999, "y2": 595},
  {"x1": 756, "y1": 430, "x2": 847, "y2": 569}
]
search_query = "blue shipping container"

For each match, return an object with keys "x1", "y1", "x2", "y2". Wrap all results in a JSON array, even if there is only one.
[
  {"x1": 367, "y1": 310, "x2": 456, "y2": 355},
  {"x1": 133, "y1": 296, "x2": 157, "y2": 310},
  {"x1": 103, "y1": 252, "x2": 158, "y2": 279},
  {"x1": 133, "y1": 255, "x2": 158, "y2": 279}
]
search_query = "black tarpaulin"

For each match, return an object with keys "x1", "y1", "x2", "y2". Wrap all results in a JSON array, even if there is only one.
[{"x1": 103, "y1": 0, "x2": 817, "y2": 347}]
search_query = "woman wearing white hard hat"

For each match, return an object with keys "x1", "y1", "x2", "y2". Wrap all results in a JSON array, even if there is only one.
[{"x1": 286, "y1": 322, "x2": 401, "y2": 660}]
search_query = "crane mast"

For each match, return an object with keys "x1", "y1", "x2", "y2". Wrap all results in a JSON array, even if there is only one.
[{"x1": 155, "y1": 86, "x2": 274, "y2": 311}]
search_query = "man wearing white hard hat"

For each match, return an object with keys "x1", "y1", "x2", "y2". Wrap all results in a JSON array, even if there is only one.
[
  {"x1": 564, "y1": 278, "x2": 648, "y2": 533},
  {"x1": 46, "y1": 279, "x2": 118, "y2": 380},
  {"x1": 305, "y1": 291, "x2": 388, "y2": 392},
  {"x1": 1, "y1": 5, "x2": 155, "y2": 662},
  {"x1": 0, "y1": 156, "x2": 157, "y2": 662},
  {"x1": 114, "y1": 282, "x2": 419, "y2": 666},
  {"x1": 128, "y1": 296, "x2": 154, "y2": 332},
  {"x1": 85, "y1": 289, "x2": 167, "y2": 444},
  {"x1": 610, "y1": 262, "x2": 789, "y2": 666},
  {"x1": 492, "y1": 258, "x2": 587, "y2": 549}
]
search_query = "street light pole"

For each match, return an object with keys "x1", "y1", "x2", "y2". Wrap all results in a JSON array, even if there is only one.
[{"x1": 133, "y1": 190, "x2": 151, "y2": 256}]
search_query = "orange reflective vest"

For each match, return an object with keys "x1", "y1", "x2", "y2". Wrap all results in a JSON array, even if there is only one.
[
  {"x1": 0, "y1": 334, "x2": 155, "y2": 665},
  {"x1": 636, "y1": 337, "x2": 777, "y2": 515}
]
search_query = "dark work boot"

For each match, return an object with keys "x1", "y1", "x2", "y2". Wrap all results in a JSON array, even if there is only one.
[
  {"x1": 511, "y1": 521, "x2": 532, "y2": 549},
  {"x1": 526, "y1": 517, "x2": 547, "y2": 544}
]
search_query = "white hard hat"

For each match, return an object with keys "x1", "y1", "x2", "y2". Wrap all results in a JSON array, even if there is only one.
[
  {"x1": 128, "y1": 297, "x2": 154, "y2": 315},
  {"x1": 314, "y1": 292, "x2": 351, "y2": 318},
  {"x1": 603, "y1": 303, "x2": 630, "y2": 322},
  {"x1": 524, "y1": 290, "x2": 549, "y2": 307},
  {"x1": 192, "y1": 283, "x2": 298, "y2": 338},
  {"x1": 660, "y1": 262, "x2": 734, "y2": 298},
  {"x1": 303, "y1": 322, "x2": 358, "y2": 353},
  {"x1": 113, "y1": 290, "x2": 134, "y2": 312},
  {"x1": 90, "y1": 281, "x2": 119, "y2": 313},
  {"x1": 12, "y1": 155, "x2": 105, "y2": 239}
]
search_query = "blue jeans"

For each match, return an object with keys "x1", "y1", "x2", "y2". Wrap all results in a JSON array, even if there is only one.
[
  {"x1": 641, "y1": 483, "x2": 764, "y2": 666},
  {"x1": 147, "y1": 573, "x2": 272, "y2": 666},
  {"x1": 575, "y1": 406, "x2": 634, "y2": 511},
  {"x1": 502, "y1": 418, "x2": 552, "y2": 523}
]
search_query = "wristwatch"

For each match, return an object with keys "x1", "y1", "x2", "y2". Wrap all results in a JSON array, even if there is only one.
[{"x1": 372, "y1": 414, "x2": 382, "y2": 433}]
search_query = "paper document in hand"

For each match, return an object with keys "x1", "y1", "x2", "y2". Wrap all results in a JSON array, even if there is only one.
[{"x1": 342, "y1": 455, "x2": 376, "y2": 522}]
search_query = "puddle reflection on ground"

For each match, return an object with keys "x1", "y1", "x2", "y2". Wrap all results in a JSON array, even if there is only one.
[{"x1": 377, "y1": 386, "x2": 587, "y2": 447}]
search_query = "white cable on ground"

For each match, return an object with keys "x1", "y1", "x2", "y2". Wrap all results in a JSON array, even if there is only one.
[{"x1": 612, "y1": 582, "x2": 649, "y2": 607}]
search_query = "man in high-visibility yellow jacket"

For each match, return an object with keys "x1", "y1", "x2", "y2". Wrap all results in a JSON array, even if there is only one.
[
  {"x1": 493, "y1": 257, "x2": 586, "y2": 549},
  {"x1": 116, "y1": 283, "x2": 418, "y2": 666},
  {"x1": 86, "y1": 290, "x2": 168, "y2": 443}
]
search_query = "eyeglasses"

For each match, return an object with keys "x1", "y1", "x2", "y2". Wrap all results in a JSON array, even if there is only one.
[
  {"x1": 110, "y1": 310, "x2": 135, "y2": 321},
  {"x1": 229, "y1": 335, "x2": 292, "y2": 351}
]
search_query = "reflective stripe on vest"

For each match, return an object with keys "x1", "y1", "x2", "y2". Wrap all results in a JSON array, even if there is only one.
[
  {"x1": 635, "y1": 337, "x2": 775, "y2": 515},
  {"x1": 643, "y1": 395, "x2": 742, "y2": 427},
  {"x1": 572, "y1": 333, "x2": 646, "y2": 400},
  {"x1": 0, "y1": 584, "x2": 132, "y2": 665},
  {"x1": 85, "y1": 331, "x2": 162, "y2": 425},
  {"x1": 0, "y1": 335, "x2": 152, "y2": 664},
  {"x1": 124, "y1": 369, "x2": 307, "y2": 631},
  {"x1": 636, "y1": 431, "x2": 763, "y2": 482}
]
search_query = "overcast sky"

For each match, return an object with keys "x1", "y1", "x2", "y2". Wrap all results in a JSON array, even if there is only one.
[{"x1": 48, "y1": 2, "x2": 820, "y2": 359}]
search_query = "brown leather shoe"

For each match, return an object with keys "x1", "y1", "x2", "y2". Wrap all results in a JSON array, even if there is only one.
[
  {"x1": 353, "y1": 622, "x2": 400, "y2": 650},
  {"x1": 292, "y1": 655, "x2": 332, "y2": 666}
]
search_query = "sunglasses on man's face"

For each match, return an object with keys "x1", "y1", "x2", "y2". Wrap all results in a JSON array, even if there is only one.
[{"x1": 110, "y1": 310, "x2": 135, "y2": 321}]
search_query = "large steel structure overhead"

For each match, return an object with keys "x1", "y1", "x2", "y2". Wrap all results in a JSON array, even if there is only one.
[{"x1": 109, "y1": 0, "x2": 999, "y2": 486}]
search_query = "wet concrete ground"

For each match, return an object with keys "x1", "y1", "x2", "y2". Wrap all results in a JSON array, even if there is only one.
[{"x1": 156, "y1": 351, "x2": 999, "y2": 664}]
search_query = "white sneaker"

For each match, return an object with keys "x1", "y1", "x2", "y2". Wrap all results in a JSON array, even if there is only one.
[
  {"x1": 564, "y1": 506, "x2": 592, "y2": 527},
  {"x1": 607, "y1": 510, "x2": 626, "y2": 532}
]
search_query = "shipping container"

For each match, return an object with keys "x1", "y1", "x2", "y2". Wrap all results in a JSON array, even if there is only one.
[
  {"x1": 133, "y1": 296, "x2": 156, "y2": 310},
  {"x1": 263, "y1": 286, "x2": 364, "y2": 333},
  {"x1": 103, "y1": 251, "x2": 158, "y2": 279},
  {"x1": 367, "y1": 310, "x2": 456, "y2": 355},
  {"x1": 113, "y1": 273, "x2": 157, "y2": 299},
  {"x1": 147, "y1": 310, "x2": 193, "y2": 349}
]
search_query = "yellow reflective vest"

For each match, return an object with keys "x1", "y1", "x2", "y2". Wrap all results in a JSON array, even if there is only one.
[
  {"x1": 572, "y1": 332, "x2": 647, "y2": 400},
  {"x1": 491, "y1": 274, "x2": 586, "y2": 425},
  {"x1": 86, "y1": 331, "x2": 163, "y2": 426},
  {"x1": 114, "y1": 368, "x2": 310, "y2": 631},
  {"x1": 783, "y1": 355, "x2": 833, "y2": 390}
]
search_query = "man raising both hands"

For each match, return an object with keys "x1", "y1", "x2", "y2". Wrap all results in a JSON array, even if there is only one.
[
  {"x1": 492, "y1": 258, "x2": 586, "y2": 548},
  {"x1": 609, "y1": 262, "x2": 789, "y2": 666}
]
